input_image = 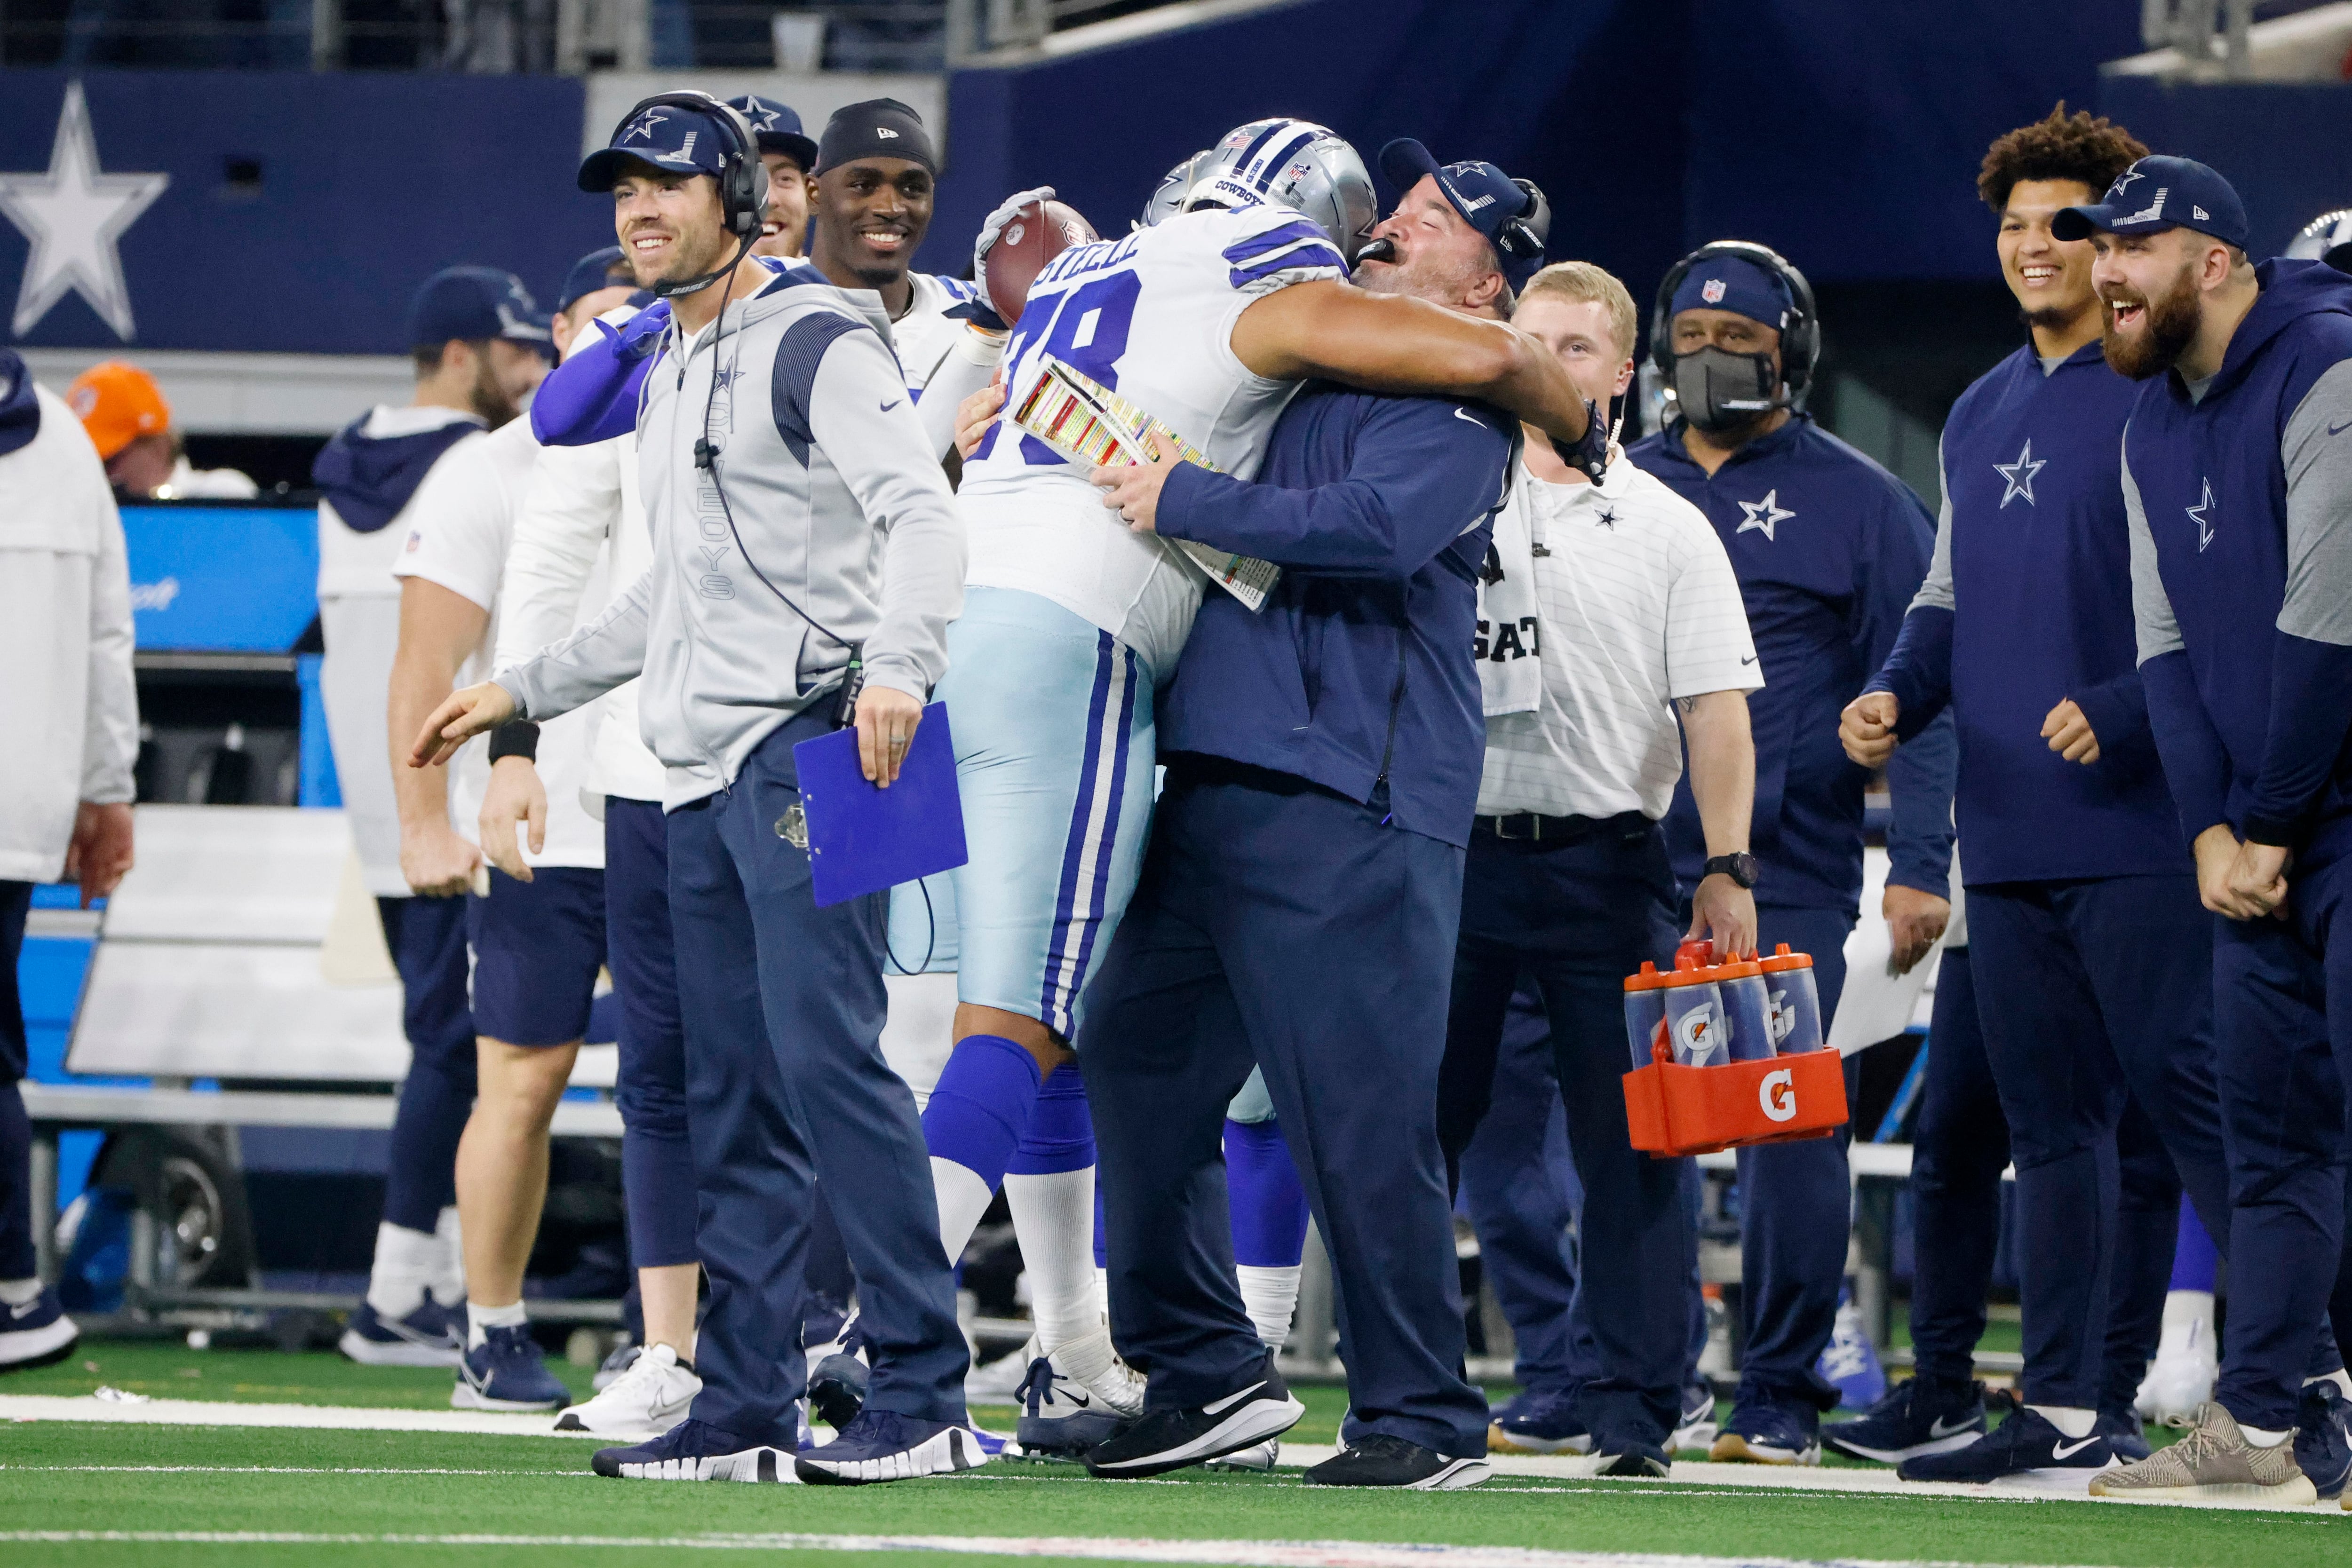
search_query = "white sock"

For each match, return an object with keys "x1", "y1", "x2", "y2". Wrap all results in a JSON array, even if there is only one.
[
  {"x1": 1005, "y1": 1167, "x2": 1102, "y2": 1355},
  {"x1": 467, "y1": 1299, "x2": 528, "y2": 1349},
  {"x1": 2241, "y1": 1423, "x2": 2292, "y2": 1447},
  {"x1": 2305, "y1": 1369, "x2": 2352, "y2": 1399},
  {"x1": 2027, "y1": 1404, "x2": 2095, "y2": 1439},
  {"x1": 0, "y1": 1276, "x2": 40, "y2": 1308},
  {"x1": 931, "y1": 1157, "x2": 998, "y2": 1266},
  {"x1": 365, "y1": 1222, "x2": 443, "y2": 1319},
  {"x1": 1236, "y1": 1265, "x2": 1302, "y2": 1356},
  {"x1": 432, "y1": 1207, "x2": 466, "y2": 1307}
]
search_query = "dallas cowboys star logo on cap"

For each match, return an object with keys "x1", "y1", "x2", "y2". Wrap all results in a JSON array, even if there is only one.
[
  {"x1": 620, "y1": 109, "x2": 668, "y2": 144},
  {"x1": 2108, "y1": 166, "x2": 2145, "y2": 198},
  {"x1": 743, "y1": 103, "x2": 781, "y2": 133},
  {"x1": 1994, "y1": 438, "x2": 2045, "y2": 507},
  {"x1": 0, "y1": 83, "x2": 170, "y2": 341},
  {"x1": 1737, "y1": 489, "x2": 1795, "y2": 541}
]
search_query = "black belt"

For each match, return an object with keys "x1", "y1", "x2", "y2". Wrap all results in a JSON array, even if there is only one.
[{"x1": 1476, "y1": 809, "x2": 1652, "y2": 844}]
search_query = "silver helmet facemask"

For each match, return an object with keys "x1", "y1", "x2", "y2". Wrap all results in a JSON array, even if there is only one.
[{"x1": 1184, "y1": 118, "x2": 1377, "y2": 263}]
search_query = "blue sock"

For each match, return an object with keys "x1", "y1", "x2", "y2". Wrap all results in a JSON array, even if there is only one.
[
  {"x1": 1225, "y1": 1117, "x2": 1310, "y2": 1268},
  {"x1": 1008, "y1": 1063, "x2": 1095, "y2": 1175},
  {"x1": 922, "y1": 1034, "x2": 1043, "y2": 1191},
  {"x1": 2170, "y1": 1202, "x2": 2218, "y2": 1293}
]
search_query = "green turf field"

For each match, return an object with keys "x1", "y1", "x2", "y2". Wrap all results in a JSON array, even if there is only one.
[{"x1": 2, "y1": 1343, "x2": 2341, "y2": 1568}]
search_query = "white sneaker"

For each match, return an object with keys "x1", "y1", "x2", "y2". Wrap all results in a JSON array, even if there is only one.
[
  {"x1": 556, "y1": 1343, "x2": 701, "y2": 1441},
  {"x1": 966, "y1": 1338, "x2": 1037, "y2": 1404},
  {"x1": 2134, "y1": 1291, "x2": 2218, "y2": 1427}
]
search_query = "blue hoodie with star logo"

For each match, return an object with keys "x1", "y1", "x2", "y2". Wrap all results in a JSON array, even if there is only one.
[
  {"x1": 2124, "y1": 256, "x2": 2352, "y2": 862},
  {"x1": 1865, "y1": 342, "x2": 2187, "y2": 885},
  {"x1": 1629, "y1": 414, "x2": 1955, "y2": 911}
]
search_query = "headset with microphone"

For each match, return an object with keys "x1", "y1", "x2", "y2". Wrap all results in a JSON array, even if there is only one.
[{"x1": 1648, "y1": 238, "x2": 1820, "y2": 400}]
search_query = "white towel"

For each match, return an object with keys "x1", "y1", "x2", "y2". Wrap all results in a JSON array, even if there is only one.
[{"x1": 1476, "y1": 463, "x2": 1544, "y2": 717}]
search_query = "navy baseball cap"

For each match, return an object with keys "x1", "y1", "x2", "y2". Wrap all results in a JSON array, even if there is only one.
[
  {"x1": 579, "y1": 99, "x2": 737, "y2": 192},
  {"x1": 728, "y1": 95, "x2": 818, "y2": 171},
  {"x1": 1669, "y1": 254, "x2": 1795, "y2": 330},
  {"x1": 1378, "y1": 138, "x2": 1547, "y2": 289},
  {"x1": 2052, "y1": 156, "x2": 2249, "y2": 250},
  {"x1": 555, "y1": 246, "x2": 632, "y2": 316},
  {"x1": 406, "y1": 266, "x2": 552, "y2": 350},
  {"x1": 816, "y1": 98, "x2": 938, "y2": 175}
]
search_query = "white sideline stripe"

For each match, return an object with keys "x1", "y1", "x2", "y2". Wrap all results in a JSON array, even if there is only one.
[
  {"x1": 0, "y1": 1531, "x2": 2117, "y2": 1568},
  {"x1": 0, "y1": 1394, "x2": 593, "y2": 1438}
]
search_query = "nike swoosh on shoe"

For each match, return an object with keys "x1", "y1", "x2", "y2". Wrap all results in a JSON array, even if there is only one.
[
  {"x1": 1929, "y1": 1415, "x2": 1976, "y2": 1438},
  {"x1": 2051, "y1": 1436, "x2": 2100, "y2": 1460},
  {"x1": 1201, "y1": 1381, "x2": 1267, "y2": 1416}
]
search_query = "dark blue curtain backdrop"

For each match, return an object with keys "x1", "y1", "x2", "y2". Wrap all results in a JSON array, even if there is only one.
[{"x1": 0, "y1": 70, "x2": 612, "y2": 352}]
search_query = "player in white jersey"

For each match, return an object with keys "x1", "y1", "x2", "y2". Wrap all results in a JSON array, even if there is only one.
[
  {"x1": 323, "y1": 267, "x2": 549, "y2": 1370},
  {"x1": 919, "y1": 117, "x2": 1602, "y2": 1453}
]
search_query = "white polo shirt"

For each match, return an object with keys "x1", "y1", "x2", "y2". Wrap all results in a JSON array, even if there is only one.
[
  {"x1": 392, "y1": 417, "x2": 606, "y2": 869},
  {"x1": 1477, "y1": 452, "x2": 1761, "y2": 821}
]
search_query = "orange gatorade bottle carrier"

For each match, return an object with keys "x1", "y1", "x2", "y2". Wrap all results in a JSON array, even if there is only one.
[{"x1": 1620, "y1": 941, "x2": 1848, "y2": 1157}]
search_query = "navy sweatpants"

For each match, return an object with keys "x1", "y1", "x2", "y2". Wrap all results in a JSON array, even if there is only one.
[
  {"x1": 2211, "y1": 843, "x2": 2352, "y2": 1431},
  {"x1": 1728, "y1": 903, "x2": 1856, "y2": 1421},
  {"x1": 1082, "y1": 761, "x2": 1487, "y2": 1460},
  {"x1": 1, "y1": 881, "x2": 32, "y2": 1281},
  {"x1": 1967, "y1": 874, "x2": 2236, "y2": 1410},
  {"x1": 664, "y1": 714, "x2": 968, "y2": 1443},
  {"x1": 1908, "y1": 941, "x2": 2185, "y2": 1411},
  {"x1": 604, "y1": 797, "x2": 697, "y2": 1272},
  {"x1": 1440, "y1": 820, "x2": 1688, "y2": 1447},
  {"x1": 374, "y1": 893, "x2": 476, "y2": 1234}
]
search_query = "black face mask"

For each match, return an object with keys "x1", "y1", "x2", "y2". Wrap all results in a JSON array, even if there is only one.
[{"x1": 1671, "y1": 345, "x2": 1783, "y2": 435}]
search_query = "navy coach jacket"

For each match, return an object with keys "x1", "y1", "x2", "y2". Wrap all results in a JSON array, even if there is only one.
[
  {"x1": 1153, "y1": 381, "x2": 1513, "y2": 847},
  {"x1": 2126, "y1": 257, "x2": 2352, "y2": 861},
  {"x1": 1869, "y1": 343, "x2": 2187, "y2": 886},
  {"x1": 1628, "y1": 414, "x2": 1955, "y2": 910}
]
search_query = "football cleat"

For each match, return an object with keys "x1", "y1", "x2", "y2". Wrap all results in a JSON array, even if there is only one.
[
  {"x1": 1670, "y1": 1382, "x2": 1721, "y2": 1453},
  {"x1": 2090, "y1": 1401, "x2": 2317, "y2": 1506},
  {"x1": 1814, "y1": 1287, "x2": 1887, "y2": 1412},
  {"x1": 2296, "y1": 1380, "x2": 2352, "y2": 1504},
  {"x1": 1302, "y1": 1434, "x2": 1487, "y2": 1489},
  {"x1": 1013, "y1": 1355, "x2": 1128, "y2": 1461},
  {"x1": 556, "y1": 1342, "x2": 700, "y2": 1441},
  {"x1": 452, "y1": 1323, "x2": 570, "y2": 1412},
  {"x1": 1083, "y1": 1360, "x2": 1303, "y2": 1479},
  {"x1": 1824, "y1": 1377, "x2": 1986, "y2": 1464},
  {"x1": 593, "y1": 1417, "x2": 797, "y2": 1481},
  {"x1": 795, "y1": 1409, "x2": 991, "y2": 1485},
  {"x1": 338, "y1": 1297, "x2": 463, "y2": 1368},
  {"x1": 1899, "y1": 1406, "x2": 2117, "y2": 1487},
  {"x1": 1709, "y1": 1401, "x2": 1821, "y2": 1466},
  {"x1": 0, "y1": 1288, "x2": 78, "y2": 1374},
  {"x1": 806, "y1": 1314, "x2": 872, "y2": 1429},
  {"x1": 2098, "y1": 1407, "x2": 2151, "y2": 1463},
  {"x1": 1587, "y1": 1430, "x2": 1671, "y2": 1478},
  {"x1": 965, "y1": 1338, "x2": 1037, "y2": 1405},
  {"x1": 1487, "y1": 1386, "x2": 1590, "y2": 1455}
]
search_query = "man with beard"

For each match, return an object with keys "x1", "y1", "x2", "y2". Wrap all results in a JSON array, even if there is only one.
[
  {"x1": 2062, "y1": 155, "x2": 2352, "y2": 1507},
  {"x1": 1625, "y1": 247, "x2": 1956, "y2": 1468},
  {"x1": 1838, "y1": 108, "x2": 2280, "y2": 1487},
  {"x1": 320, "y1": 266, "x2": 549, "y2": 1370}
]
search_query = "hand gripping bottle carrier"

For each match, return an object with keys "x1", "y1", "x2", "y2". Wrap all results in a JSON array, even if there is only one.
[{"x1": 1621, "y1": 941, "x2": 1847, "y2": 1156}]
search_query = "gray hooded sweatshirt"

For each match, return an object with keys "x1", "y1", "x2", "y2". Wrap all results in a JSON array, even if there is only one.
[{"x1": 495, "y1": 266, "x2": 965, "y2": 808}]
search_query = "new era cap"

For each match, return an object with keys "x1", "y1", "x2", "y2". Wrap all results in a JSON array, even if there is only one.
[
  {"x1": 407, "y1": 266, "x2": 553, "y2": 350},
  {"x1": 2052, "y1": 155, "x2": 2249, "y2": 250},
  {"x1": 817, "y1": 98, "x2": 937, "y2": 176},
  {"x1": 1378, "y1": 138, "x2": 1548, "y2": 289},
  {"x1": 728, "y1": 94, "x2": 819, "y2": 171},
  {"x1": 580, "y1": 99, "x2": 739, "y2": 193}
]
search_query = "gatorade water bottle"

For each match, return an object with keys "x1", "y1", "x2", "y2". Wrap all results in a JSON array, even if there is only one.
[
  {"x1": 1758, "y1": 943, "x2": 1822, "y2": 1055},
  {"x1": 1714, "y1": 954, "x2": 1777, "y2": 1062}
]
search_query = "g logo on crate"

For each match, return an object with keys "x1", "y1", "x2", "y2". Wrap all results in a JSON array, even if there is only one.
[
  {"x1": 1759, "y1": 1067, "x2": 1797, "y2": 1123},
  {"x1": 775, "y1": 803, "x2": 808, "y2": 850}
]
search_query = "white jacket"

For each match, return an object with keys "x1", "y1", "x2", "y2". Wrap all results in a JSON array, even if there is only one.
[
  {"x1": 0, "y1": 385, "x2": 138, "y2": 882},
  {"x1": 493, "y1": 428, "x2": 665, "y2": 806}
]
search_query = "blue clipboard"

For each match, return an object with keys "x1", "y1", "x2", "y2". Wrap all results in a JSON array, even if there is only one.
[{"x1": 795, "y1": 701, "x2": 969, "y2": 908}]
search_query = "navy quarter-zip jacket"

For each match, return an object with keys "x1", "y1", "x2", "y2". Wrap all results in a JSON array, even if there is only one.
[
  {"x1": 1868, "y1": 343, "x2": 2187, "y2": 884},
  {"x1": 1154, "y1": 381, "x2": 1512, "y2": 847},
  {"x1": 1629, "y1": 415, "x2": 1955, "y2": 910},
  {"x1": 2126, "y1": 257, "x2": 2352, "y2": 860}
]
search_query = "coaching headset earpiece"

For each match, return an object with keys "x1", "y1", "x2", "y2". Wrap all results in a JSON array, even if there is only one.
[
  {"x1": 613, "y1": 90, "x2": 771, "y2": 243},
  {"x1": 1494, "y1": 178, "x2": 1552, "y2": 267},
  {"x1": 1649, "y1": 239, "x2": 1819, "y2": 397}
]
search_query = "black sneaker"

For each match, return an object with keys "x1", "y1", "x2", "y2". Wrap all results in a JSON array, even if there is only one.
[
  {"x1": 1302, "y1": 1433, "x2": 1490, "y2": 1490},
  {"x1": 593, "y1": 1417, "x2": 795, "y2": 1481},
  {"x1": 1898, "y1": 1406, "x2": 2116, "y2": 1486},
  {"x1": 1587, "y1": 1430, "x2": 1671, "y2": 1478},
  {"x1": 1083, "y1": 1360, "x2": 1303, "y2": 1479},
  {"x1": 1824, "y1": 1377, "x2": 1986, "y2": 1464}
]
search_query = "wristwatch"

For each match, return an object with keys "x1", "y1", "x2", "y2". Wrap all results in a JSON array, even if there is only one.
[{"x1": 1702, "y1": 852, "x2": 1759, "y2": 889}]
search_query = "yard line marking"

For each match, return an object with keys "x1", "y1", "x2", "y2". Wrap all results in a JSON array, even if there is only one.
[{"x1": 0, "y1": 1531, "x2": 2140, "y2": 1568}]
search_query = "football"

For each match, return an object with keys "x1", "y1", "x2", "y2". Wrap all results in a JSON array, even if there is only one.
[{"x1": 980, "y1": 198, "x2": 1100, "y2": 326}]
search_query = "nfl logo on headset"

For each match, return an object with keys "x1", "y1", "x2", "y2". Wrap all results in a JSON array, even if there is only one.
[{"x1": 1701, "y1": 278, "x2": 1727, "y2": 304}]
